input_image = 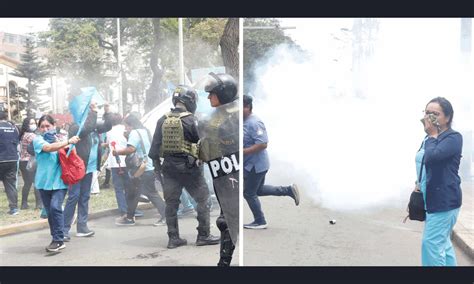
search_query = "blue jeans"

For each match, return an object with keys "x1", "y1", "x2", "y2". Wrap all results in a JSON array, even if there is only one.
[
  {"x1": 39, "y1": 189, "x2": 67, "y2": 242},
  {"x1": 63, "y1": 172, "x2": 93, "y2": 235},
  {"x1": 111, "y1": 168, "x2": 130, "y2": 215},
  {"x1": 244, "y1": 168, "x2": 291, "y2": 224}
]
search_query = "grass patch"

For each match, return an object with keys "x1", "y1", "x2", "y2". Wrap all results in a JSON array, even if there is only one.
[{"x1": 0, "y1": 174, "x2": 119, "y2": 227}]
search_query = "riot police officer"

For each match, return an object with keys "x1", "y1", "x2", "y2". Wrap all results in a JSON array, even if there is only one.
[
  {"x1": 199, "y1": 73, "x2": 239, "y2": 266},
  {"x1": 149, "y1": 85, "x2": 220, "y2": 249}
]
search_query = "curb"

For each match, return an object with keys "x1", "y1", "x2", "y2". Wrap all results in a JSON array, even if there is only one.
[
  {"x1": 452, "y1": 229, "x2": 474, "y2": 260},
  {"x1": 0, "y1": 203, "x2": 155, "y2": 238}
]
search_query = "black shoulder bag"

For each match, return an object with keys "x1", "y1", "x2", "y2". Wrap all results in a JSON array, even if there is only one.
[{"x1": 404, "y1": 156, "x2": 426, "y2": 222}]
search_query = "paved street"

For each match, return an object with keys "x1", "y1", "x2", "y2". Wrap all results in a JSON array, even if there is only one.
[
  {"x1": 0, "y1": 208, "x2": 239, "y2": 266},
  {"x1": 243, "y1": 186, "x2": 473, "y2": 266}
]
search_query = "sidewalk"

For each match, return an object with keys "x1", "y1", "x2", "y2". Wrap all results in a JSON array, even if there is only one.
[
  {"x1": 452, "y1": 182, "x2": 473, "y2": 259},
  {"x1": 0, "y1": 203, "x2": 154, "y2": 237}
]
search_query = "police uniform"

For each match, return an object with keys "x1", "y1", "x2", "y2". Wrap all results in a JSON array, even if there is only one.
[
  {"x1": 0, "y1": 119, "x2": 20, "y2": 213},
  {"x1": 149, "y1": 106, "x2": 217, "y2": 247},
  {"x1": 199, "y1": 98, "x2": 240, "y2": 266}
]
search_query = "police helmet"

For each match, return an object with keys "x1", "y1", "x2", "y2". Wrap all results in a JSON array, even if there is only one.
[
  {"x1": 172, "y1": 85, "x2": 198, "y2": 113},
  {"x1": 204, "y1": 73, "x2": 238, "y2": 105}
]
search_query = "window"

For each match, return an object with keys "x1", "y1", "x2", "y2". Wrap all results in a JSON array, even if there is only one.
[
  {"x1": 5, "y1": 33, "x2": 16, "y2": 44},
  {"x1": 5, "y1": 52, "x2": 18, "y2": 59},
  {"x1": 0, "y1": 67, "x2": 3, "y2": 75}
]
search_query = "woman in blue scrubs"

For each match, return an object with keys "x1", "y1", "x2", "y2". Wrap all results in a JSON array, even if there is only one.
[
  {"x1": 33, "y1": 115, "x2": 80, "y2": 253},
  {"x1": 416, "y1": 97, "x2": 463, "y2": 266}
]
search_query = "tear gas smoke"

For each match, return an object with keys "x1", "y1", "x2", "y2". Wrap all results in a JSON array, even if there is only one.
[{"x1": 250, "y1": 19, "x2": 473, "y2": 211}]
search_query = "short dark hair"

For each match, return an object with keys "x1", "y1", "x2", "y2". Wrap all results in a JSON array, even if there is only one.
[
  {"x1": 124, "y1": 113, "x2": 144, "y2": 129},
  {"x1": 110, "y1": 113, "x2": 123, "y2": 126},
  {"x1": 427, "y1": 97, "x2": 454, "y2": 127},
  {"x1": 243, "y1": 95, "x2": 253, "y2": 112}
]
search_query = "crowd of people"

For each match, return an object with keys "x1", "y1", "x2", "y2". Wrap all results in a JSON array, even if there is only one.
[{"x1": 0, "y1": 72, "x2": 240, "y2": 266}]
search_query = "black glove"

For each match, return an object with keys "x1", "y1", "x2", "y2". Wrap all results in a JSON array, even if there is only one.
[{"x1": 153, "y1": 159, "x2": 164, "y2": 184}]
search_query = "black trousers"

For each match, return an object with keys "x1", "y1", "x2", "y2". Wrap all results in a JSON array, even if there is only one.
[
  {"x1": 126, "y1": 171, "x2": 166, "y2": 220},
  {"x1": 0, "y1": 161, "x2": 18, "y2": 210},
  {"x1": 162, "y1": 166, "x2": 211, "y2": 235},
  {"x1": 104, "y1": 168, "x2": 111, "y2": 185},
  {"x1": 18, "y1": 160, "x2": 41, "y2": 207}
]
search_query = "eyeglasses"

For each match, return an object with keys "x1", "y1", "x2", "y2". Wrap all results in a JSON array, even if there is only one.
[{"x1": 423, "y1": 110, "x2": 441, "y2": 116}]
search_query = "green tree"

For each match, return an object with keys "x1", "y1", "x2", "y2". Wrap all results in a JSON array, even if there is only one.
[
  {"x1": 42, "y1": 18, "x2": 229, "y2": 114},
  {"x1": 41, "y1": 18, "x2": 110, "y2": 98},
  {"x1": 9, "y1": 35, "x2": 49, "y2": 117},
  {"x1": 243, "y1": 18, "x2": 300, "y2": 95}
]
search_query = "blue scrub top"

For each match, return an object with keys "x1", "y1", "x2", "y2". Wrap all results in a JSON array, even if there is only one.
[
  {"x1": 243, "y1": 114, "x2": 270, "y2": 173},
  {"x1": 33, "y1": 135, "x2": 67, "y2": 190},
  {"x1": 128, "y1": 129, "x2": 154, "y2": 172},
  {"x1": 87, "y1": 132, "x2": 99, "y2": 174},
  {"x1": 415, "y1": 138, "x2": 428, "y2": 210}
]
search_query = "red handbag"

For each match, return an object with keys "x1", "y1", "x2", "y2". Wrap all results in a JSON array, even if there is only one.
[{"x1": 59, "y1": 147, "x2": 86, "y2": 185}]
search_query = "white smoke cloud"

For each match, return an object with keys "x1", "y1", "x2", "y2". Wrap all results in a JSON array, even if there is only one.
[{"x1": 250, "y1": 19, "x2": 473, "y2": 211}]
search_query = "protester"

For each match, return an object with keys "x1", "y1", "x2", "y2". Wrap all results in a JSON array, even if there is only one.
[
  {"x1": 63, "y1": 99, "x2": 112, "y2": 241},
  {"x1": 18, "y1": 117, "x2": 42, "y2": 210},
  {"x1": 33, "y1": 114, "x2": 80, "y2": 252},
  {"x1": 113, "y1": 113, "x2": 166, "y2": 226},
  {"x1": 243, "y1": 95, "x2": 300, "y2": 229},
  {"x1": 416, "y1": 97, "x2": 463, "y2": 266}
]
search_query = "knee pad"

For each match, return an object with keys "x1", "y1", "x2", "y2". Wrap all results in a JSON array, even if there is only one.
[{"x1": 216, "y1": 215, "x2": 227, "y2": 232}]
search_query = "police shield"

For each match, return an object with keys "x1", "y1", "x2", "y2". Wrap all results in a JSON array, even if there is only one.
[{"x1": 198, "y1": 99, "x2": 239, "y2": 245}]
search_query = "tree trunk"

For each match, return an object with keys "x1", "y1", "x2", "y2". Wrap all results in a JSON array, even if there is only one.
[
  {"x1": 220, "y1": 18, "x2": 239, "y2": 82},
  {"x1": 145, "y1": 18, "x2": 164, "y2": 114}
]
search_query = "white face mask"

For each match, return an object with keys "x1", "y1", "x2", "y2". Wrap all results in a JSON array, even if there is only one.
[{"x1": 29, "y1": 125, "x2": 37, "y2": 132}]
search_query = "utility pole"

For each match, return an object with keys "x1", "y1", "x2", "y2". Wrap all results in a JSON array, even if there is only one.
[
  {"x1": 178, "y1": 18, "x2": 185, "y2": 85},
  {"x1": 117, "y1": 18, "x2": 123, "y2": 115}
]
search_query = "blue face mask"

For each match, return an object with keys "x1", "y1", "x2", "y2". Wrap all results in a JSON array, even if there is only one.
[{"x1": 43, "y1": 129, "x2": 57, "y2": 143}]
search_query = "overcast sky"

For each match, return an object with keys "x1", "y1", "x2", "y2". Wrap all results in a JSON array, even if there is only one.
[{"x1": 0, "y1": 18, "x2": 50, "y2": 34}]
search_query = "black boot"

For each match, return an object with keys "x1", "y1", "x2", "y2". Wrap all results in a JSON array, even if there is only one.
[
  {"x1": 216, "y1": 215, "x2": 235, "y2": 266},
  {"x1": 196, "y1": 229, "x2": 220, "y2": 246},
  {"x1": 167, "y1": 232, "x2": 187, "y2": 249},
  {"x1": 217, "y1": 230, "x2": 235, "y2": 266}
]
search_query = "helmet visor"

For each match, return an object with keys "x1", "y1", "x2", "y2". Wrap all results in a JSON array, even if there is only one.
[{"x1": 203, "y1": 74, "x2": 220, "y2": 93}]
